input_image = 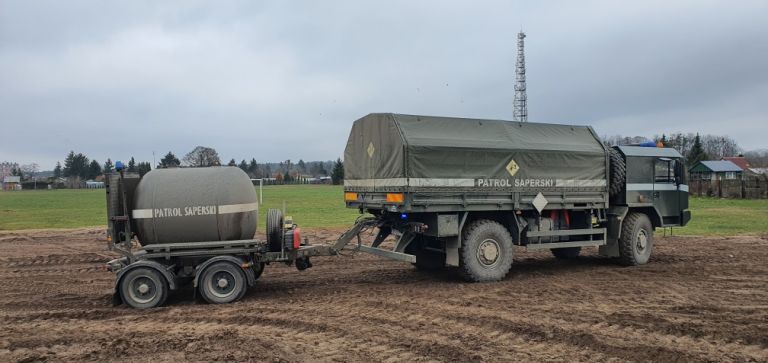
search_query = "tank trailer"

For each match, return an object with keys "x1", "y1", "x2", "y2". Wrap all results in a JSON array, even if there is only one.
[{"x1": 105, "y1": 113, "x2": 690, "y2": 308}]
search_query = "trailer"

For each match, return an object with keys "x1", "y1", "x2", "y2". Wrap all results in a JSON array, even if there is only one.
[{"x1": 105, "y1": 167, "x2": 412, "y2": 309}]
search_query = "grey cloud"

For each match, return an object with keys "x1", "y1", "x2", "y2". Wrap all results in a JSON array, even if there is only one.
[{"x1": 1, "y1": 1, "x2": 767, "y2": 169}]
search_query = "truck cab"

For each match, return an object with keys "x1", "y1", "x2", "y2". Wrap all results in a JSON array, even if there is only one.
[{"x1": 614, "y1": 146, "x2": 691, "y2": 228}]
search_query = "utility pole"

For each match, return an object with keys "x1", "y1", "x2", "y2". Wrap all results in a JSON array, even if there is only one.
[{"x1": 513, "y1": 30, "x2": 528, "y2": 122}]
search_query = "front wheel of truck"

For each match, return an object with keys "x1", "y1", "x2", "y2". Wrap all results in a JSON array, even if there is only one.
[
  {"x1": 459, "y1": 220, "x2": 513, "y2": 282},
  {"x1": 618, "y1": 212, "x2": 653, "y2": 266}
]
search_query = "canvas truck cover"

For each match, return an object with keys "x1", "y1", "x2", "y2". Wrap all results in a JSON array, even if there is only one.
[{"x1": 344, "y1": 113, "x2": 608, "y2": 192}]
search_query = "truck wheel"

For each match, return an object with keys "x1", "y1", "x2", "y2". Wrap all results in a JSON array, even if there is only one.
[
  {"x1": 119, "y1": 267, "x2": 168, "y2": 309},
  {"x1": 609, "y1": 148, "x2": 626, "y2": 197},
  {"x1": 551, "y1": 247, "x2": 581, "y2": 259},
  {"x1": 267, "y1": 209, "x2": 284, "y2": 252},
  {"x1": 618, "y1": 213, "x2": 653, "y2": 266},
  {"x1": 459, "y1": 220, "x2": 513, "y2": 282},
  {"x1": 199, "y1": 261, "x2": 247, "y2": 304}
]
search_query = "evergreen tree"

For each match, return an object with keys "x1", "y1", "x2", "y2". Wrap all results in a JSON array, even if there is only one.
[
  {"x1": 137, "y1": 162, "x2": 152, "y2": 176},
  {"x1": 238, "y1": 159, "x2": 248, "y2": 172},
  {"x1": 227, "y1": 158, "x2": 237, "y2": 166},
  {"x1": 87, "y1": 160, "x2": 102, "y2": 180},
  {"x1": 249, "y1": 158, "x2": 258, "y2": 176},
  {"x1": 63, "y1": 151, "x2": 89, "y2": 179},
  {"x1": 103, "y1": 159, "x2": 114, "y2": 173},
  {"x1": 297, "y1": 159, "x2": 306, "y2": 173},
  {"x1": 53, "y1": 162, "x2": 62, "y2": 179},
  {"x1": 158, "y1": 151, "x2": 180, "y2": 168},
  {"x1": 127, "y1": 157, "x2": 137, "y2": 172},
  {"x1": 331, "y1": 158, "x2": 344, "y2": 185},
  {"x1": 687, "y1": 133, "x2": 708, "y2": 165}
]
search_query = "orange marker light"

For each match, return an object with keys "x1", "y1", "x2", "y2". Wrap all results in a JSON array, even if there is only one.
[{"x1": 386, "y1": 193, "x2": 404, "y2": 203}]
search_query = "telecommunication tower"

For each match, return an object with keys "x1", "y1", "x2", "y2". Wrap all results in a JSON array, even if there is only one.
[{"x1": 513, "y1": 31, "x2": 528, "y2": 122}]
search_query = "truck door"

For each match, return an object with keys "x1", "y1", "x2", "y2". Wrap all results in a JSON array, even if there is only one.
[{"x1": 653, "y1": 158, "x2": 678, "y2": 225}]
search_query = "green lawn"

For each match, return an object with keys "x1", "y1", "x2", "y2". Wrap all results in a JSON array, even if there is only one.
[
  {"x1": 673, "y1": 197, "x2": 768, "y2": 236},
  {"x1": 1, "y1": 187, "x2": 766, "y2": 236},
  {"x1": 0, "y1": 185, "x2": 360, "y2": 230}
]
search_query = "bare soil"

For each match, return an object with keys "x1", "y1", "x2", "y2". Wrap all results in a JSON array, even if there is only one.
[{"x1": 0, "y1": 228, "x2": 767, "y2": 362}]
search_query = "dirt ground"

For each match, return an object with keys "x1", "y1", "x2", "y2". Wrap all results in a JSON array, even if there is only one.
[{"x1": 0, "y1": 228, "x2": 767, "y2": 363}]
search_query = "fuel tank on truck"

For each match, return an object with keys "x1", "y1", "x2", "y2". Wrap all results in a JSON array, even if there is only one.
[{"x1": 131, "y1": 167, "x2": 258, "y2": 246}]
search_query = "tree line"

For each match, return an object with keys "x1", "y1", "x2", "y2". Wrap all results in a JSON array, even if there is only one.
[
  {"x1": 42, "y1": 145, "x2": 345, "y2": 187},
  {"x1": 158, "y1": 146, "x2": 344, "y2": 184},
  {"x1": 602, "y1": 132, "x2": 765, "y2": 167}
]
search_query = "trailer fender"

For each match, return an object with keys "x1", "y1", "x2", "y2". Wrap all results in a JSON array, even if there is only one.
[
  {"x1": 193, "y1": 256, "x2": 256, "y2": 288},
  {"x1": 113, "y1": 260, "x2": 178, "y2": 305}
]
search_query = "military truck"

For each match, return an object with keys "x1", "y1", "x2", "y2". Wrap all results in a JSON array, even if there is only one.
[{"x1": 343, "y1": 113, "x2": 691, "y2": 281}]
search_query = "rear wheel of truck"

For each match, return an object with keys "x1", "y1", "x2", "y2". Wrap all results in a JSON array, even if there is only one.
[
  {"x1": 119, "y1": 267, "x2": 168, "y2": 309},
  {"x1": 551, "y1": 247, "x2": 581, "y2": 259},
  {"x1": 459, "y1": 220, "x2": 513, "y2": 282},
  {"x1": 199, "y1": 261, "x2": 247, "y2": 304},
  {"x1": 618, "y1": 212, "x2": 653, "y2": 266}
]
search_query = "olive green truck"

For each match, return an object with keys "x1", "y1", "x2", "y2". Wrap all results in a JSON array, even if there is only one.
[{"x1": 343, "y1": 113, "x2": 691, "y2": 281}]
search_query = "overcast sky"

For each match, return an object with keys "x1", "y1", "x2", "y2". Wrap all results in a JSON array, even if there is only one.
[{"x1": 1, "y1": 1, "x2": 767, "y2": 170}]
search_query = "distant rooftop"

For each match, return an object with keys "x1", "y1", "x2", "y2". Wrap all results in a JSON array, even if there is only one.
[
  {"x1": 721, "y1": 156, "x2": 750, "y2": 170},
  {"x1": 696, "y1": 160, "x2": 743, "y2": 172}
]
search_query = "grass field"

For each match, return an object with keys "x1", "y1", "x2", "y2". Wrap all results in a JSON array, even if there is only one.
[{"x1": 1, "y1": 186, "x2": 766, "y2": 235}]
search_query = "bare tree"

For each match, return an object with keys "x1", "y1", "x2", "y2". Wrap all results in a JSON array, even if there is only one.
[
  {"x1": 183, "y1": 146, "x2": 221, "y2": 167},
  {"x1": 20, "y1": 163, "x2": 39, "y2": 181}
]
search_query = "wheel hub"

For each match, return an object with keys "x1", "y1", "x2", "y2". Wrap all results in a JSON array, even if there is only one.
[
  {"x1": 636, "y1": 230, "x2": 648, "y2": 252},
  {"x1": 209, "y1": 271, "x2": 236, "y2": 298},
  {"x1": 217, "y1": 278, "x2": 229, "y2": 289},
  {"x1": 477, "y1": 239, "x2": 500, "y2": 266},
  {"x1": 137, "y1": 283, "x2": 150, "y2": 294},
  {"x1": 128, "y1": 276, "x2": 157, "y2": 304}
]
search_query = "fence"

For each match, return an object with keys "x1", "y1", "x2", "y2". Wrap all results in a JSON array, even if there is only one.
[{"x1": 690, "y1": 173, "x2": 768, "y2": 199}]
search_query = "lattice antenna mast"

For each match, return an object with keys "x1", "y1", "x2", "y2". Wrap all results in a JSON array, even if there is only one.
[{"x1": 513, "y1": 31, "x2": 528, "y2": 122}]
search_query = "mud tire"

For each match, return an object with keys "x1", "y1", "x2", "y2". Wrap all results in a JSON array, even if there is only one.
[
  {"x1": 267, "y1": 209, "x2": 284, "y2": 252},
  {"x1": 119, "y1": 267, "x2": 168, "y2": 309},
  {"x1": 618, "y1": 212, "x2": 653, "y2": 266},
  {"x1": 609, "y1": 148, "x2": 626, "y2": 197},
  {"x1": 198, "y1": 261, "x2": 247, "y2": 304},
  {"x1": 459, "y1": 220, "x2": 513, "y2": 282}
]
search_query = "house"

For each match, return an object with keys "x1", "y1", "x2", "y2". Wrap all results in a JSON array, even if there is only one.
[
  {"x1": 689, "y1": 160, "x2": 743, "y2": 181},
  {"x1": 2, "y1": 176, "x2": 21, "y2": 191},
  {"x1": 721, "y1": 156, "x2": 750, "y2": 171}
]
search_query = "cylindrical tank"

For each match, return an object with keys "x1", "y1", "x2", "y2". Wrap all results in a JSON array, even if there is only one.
[{"x1": 131, "y1": 167, "x2": 258, "y2": 245}]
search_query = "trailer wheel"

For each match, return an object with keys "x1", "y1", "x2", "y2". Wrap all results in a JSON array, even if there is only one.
[
  {"x1": 618, "y1": 212, "x2": 653, "y2": 266},
  {"x1": 199, "y1": 261, "x2": 247, "y2": 304},
  {"x1": 267, "y1": 209, "x2": 284, "y2": 252},
  {"x1": 609, "y1": 148, "x2": 626, "y2": 197},
  {"x1": 551, "y1": 247, "x2": 581, "y2": 259},
  {"x1": 459, "y1": 220, "x2": 513, "y2": 282},
  {"x1": 119, "y1": 267, "x2": 168, "y2": 309}
]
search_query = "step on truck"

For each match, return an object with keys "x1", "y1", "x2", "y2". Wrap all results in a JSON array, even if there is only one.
[{"x1": 343, "y1": 113, "x2": 691, "y2": 281}]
